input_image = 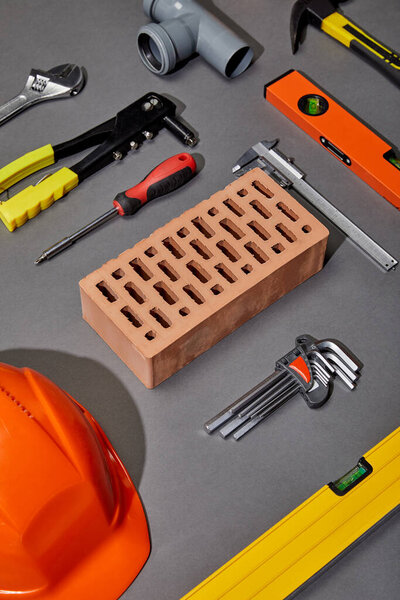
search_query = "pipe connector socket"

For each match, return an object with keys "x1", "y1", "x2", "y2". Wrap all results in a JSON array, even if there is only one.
[
  {"x1": 137, "y1": 0, "x2": 254, "y2": 78},
  {"x1": 138, "y1": 18, "x2": 196, "y2": 75}
]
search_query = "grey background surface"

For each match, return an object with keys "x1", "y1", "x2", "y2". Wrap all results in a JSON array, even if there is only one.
[{"x1": 0, "y1": 0, "x2": 399, "y2": 598}]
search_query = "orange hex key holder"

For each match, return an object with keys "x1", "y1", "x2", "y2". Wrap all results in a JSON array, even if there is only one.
[{"x1": 264, "y1": 70, "x2": 400, "y2": 210}]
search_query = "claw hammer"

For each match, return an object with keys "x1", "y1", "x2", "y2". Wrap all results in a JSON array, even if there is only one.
[{"x1": 290, "y1": 0, "x2": 400, "y2": 87}]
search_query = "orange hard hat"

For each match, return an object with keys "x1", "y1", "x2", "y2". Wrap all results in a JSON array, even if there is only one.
[{"x1": 0, "y1": 362, "x2": 150, "y2": 599}]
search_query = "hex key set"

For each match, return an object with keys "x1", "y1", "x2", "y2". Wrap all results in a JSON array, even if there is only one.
[{"x1": 205, "y1": 334, "x2": 362, "y2": 440}]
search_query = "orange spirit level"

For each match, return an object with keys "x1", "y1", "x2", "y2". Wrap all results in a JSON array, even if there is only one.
[{"x1": 264, "y1": 70, "x2": 400, "y2": 210}]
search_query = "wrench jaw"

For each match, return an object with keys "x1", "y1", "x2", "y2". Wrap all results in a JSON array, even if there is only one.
[
  {"x1": 0, "y1": 64, "x2": 86, "y2": 128},
  {"x1": 48, "y1": 64, "x2": 87, "y2": 96},
  {"x1": 24, "y1": 64, "x2": 86, "y2": 104}
]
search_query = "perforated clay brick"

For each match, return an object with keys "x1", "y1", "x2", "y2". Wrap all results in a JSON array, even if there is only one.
[{"x1": 79, "y1": 168, "x2": 329, "y2": 388}]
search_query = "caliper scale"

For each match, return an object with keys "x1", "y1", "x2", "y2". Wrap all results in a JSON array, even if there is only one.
[{"x1": 233, "y1": 139, "x2": 398, "y2": 271}]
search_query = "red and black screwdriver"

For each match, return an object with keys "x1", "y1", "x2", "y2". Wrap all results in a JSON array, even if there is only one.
[{"x1": 34, "y1": 153, "x2": 197, "y2": 264}]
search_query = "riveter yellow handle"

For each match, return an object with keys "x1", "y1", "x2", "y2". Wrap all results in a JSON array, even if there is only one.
[
  {"x1": 0, "y1": 145, "x2": 55, "y2": 193},
  {"x1": 0, "y1": 168, "x2": 78, "y2": 231},
  {"x1": 322, "y1": 13, "x2": 400, "y2": 87}
]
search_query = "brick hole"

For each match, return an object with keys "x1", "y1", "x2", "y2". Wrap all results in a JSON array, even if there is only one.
[
  {"x1": 157, "y1": 260, "x2": 179, "y2": 282},
  {"x1": 150, "y1": 308, "x2": 171, "y2": 329},
  {"x1": 121, "y1": 306, "x2": 142, "y2": 328},
  {"x1": 190, "y1": 239, "x2": 213, "y2": 260},
  {"x1": 244, "y1": 242, "x2": 268, "y2": 264},
  {"x1": 277, "y1": 202, "x2": 298, "y2": 222},
  {"x1": 216, "y1": 240, "x2": 240, "y2": 262},
  {"x1": 302, "y1": 225, "x2": 312, "y2": 233},
  {"x1": 145, "y1": 246, "x2": 157, "y2": 257},
  {"x1": 183, "y1": 284, "x2": 205, "y2": 305},
  {"x1": 211, "y1": 284, "x2": 223, "y2": 295},
  {"x1": 124, "y1": 282, "x2": 146, "y2": 304},
  {"x1": 237, "y1": 188, "x2": 248, "y2": 197},
  {"x1": 250, "y1": 200, "x2": 271, "y2": 219},
  {"x1": 153, "y1": 281, "x2": 178, "y2": 305},
  {"x1": 252, "y1": 180, "x2": 273, "y2": 198},
  {"x1": 177, "y1": 227, "x2": 189, "y2": 238},
  {"x1": 241, "y1": 264, "x2": 253, "y2": 274},
  {"x1": 191, "y1": 217, "x2": 215, "y2": 239},
  {"x1": 130, "y1": 258, "x2": 153, "y2": 281},
  {"x1": 214, "y1": 263, "x2": 237, "y2": 283},
  {"x1": 96, "y1": 281, "x2": 117, "y2": 303},
  {"x1": 219, "y1": 218, "x2": 244, "y2": 240},
  {"x1": 111, "y1": 268, "x2": 124, "y2": 280},
  {"x1": 272, "y1": 243, "x2": 285, "y2": 254},
  {"x1": 223, "y1": 198, "x2": 245, "y2": 217},
  {"x1": 247, "y1": 220, "x2": 270, "y2": 241},
  {"x1": 162, "y1": 237, "x2": 185, "y2": 258},
  {"x1": 186, "y1": 260, "x2": 211, "y2": 283},
  {"x1": 276, "y1": 223, "x2": 297, "y2": 243},
  {"x1": 179, "y1": 307, "x2": 190, "y2": 316},
  {"x1": 145, "y1": 330, "x2": 156, "y2": 341},
  {"x1": 208, "y1": 207, "x2": 218, "y2": 216}
]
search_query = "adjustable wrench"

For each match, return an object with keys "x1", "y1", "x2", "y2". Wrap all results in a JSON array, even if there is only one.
[{"x1": 0, "y1": 63, "x2": 86, "y2": 127}]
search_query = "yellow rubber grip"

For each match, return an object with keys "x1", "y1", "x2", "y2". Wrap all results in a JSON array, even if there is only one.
[
  {"x1": 321, "y1": 12, "x2": 357, "y2": 47},
  {"x1": 0, "y1": 144, "x2": 55, "y2": 194},
  {"x1": 321, "y1": 12, "x2": 400, "y2": 69},
  {"x1": 0, "y1": 168, "x2": 79, "y2": 231}
]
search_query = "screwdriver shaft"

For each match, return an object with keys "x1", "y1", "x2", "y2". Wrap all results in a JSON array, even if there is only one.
[{"x1": 35, "y1": 208, "x2": 118, "y2": 263}]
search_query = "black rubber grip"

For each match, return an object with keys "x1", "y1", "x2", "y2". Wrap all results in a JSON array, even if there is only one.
[
  {"x1": 115, "y1": 165, "x2": 194, "y2": 216},
  {"x1": 113, "y1": 193, "x2": 142, "y2": 216},
  {"x1": 346, "y1": 28, "x2": 400, "y2": 88},
  {"x1": 147, "y1": 166, "x2": 194, "y2": 201}
]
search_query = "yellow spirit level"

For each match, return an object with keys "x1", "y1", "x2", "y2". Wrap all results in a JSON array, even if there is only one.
[{"x1": 180, "y1": 427, "x2": 400, "y2": 599}]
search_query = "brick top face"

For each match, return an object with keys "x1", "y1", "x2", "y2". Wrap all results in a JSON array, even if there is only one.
[{"x1": 80, "y1": 168, "x2": 328, "y2": 361}]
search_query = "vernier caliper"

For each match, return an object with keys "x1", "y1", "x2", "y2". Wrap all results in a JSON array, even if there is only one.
[{"x1": 233, "y1": 140, "x2": 397, "y2": 272}]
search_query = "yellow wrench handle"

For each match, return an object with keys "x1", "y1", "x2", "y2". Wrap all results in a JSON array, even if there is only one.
[
  {"x1": 0, "y1": 168, "x2": 78, "y2": 231},
  {"x1": 0, "y1": 144, "x2": 55, "y2": 193},
  {"x1": 322, "y1": 13, "x2": 400, "y2": 86}
]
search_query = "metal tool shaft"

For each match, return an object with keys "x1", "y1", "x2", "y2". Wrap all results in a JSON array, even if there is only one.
[
  {"x1": 0, "y1": 94, "x2": 34, "y2": 125},
  {"x1": 233, "y1": 385, "x2": 300, "y2": 440},
  {"x1": 35, "y1": 208, "x2": 118, "y2": 264},
  {"x1": 219, "y1": 380, "x2": 298, "y2": 438},
  {"x1": 204, "y1": 370, "x2": 287, "y2": 433}
]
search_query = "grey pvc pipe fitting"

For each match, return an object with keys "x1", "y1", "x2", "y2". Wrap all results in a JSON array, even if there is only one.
[{"x1": 137, "y1": 0, "x2": 254, "y2": 78}]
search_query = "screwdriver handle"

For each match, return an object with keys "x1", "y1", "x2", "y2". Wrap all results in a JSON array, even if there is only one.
[{"x1": 113, "y1": 153, "x2": 197, "y2": 216}]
